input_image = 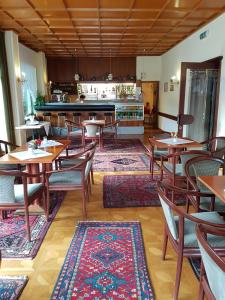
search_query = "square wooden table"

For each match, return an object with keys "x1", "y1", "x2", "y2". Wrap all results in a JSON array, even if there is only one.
[
  {"x1": 149, "y1": 137, "x2": 202, "y2": 154},
  {"x1": 16, "y1": 121, "x2": 51, "y2": 138},
  {"x1": 0, "y1": 139, "x2": 70, "y2": 183},
  {"x1": 198, "y1": 176, "x2": 225, "y2": 203}
]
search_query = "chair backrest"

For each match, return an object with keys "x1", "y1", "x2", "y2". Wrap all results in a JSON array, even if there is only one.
[
  {"x1": 84, "y1": 147, "x2": 96, "y2": 179},
  {"x1": 0, "y1": 140, "x2": 18, "y2": 156},
  {"x1": 158, "y1": 185, "x2": 179, "y2": 240},
  {"x1": 196, "y1": 224, "x2": 225, "y2": 300},
  {"x1": 185, "y1": 156, "x2": 224, "y2": 191},
  {"x1": 179, "y1": 150, "x2": 210, "y2": 176},
  {"x1": 152, "y1": 132, "x2": 170, "y2": 139},
  {"x1": 65, "y1": 119, "x2": 81, "y2": 132},
  {"x1": 85, "y1": 124, "x2": 98, "y2": 137},
  {"x1": 0, "y1": 174, "x2": 16, "y2": 203},
  {"x1": 202, "y1": 136, "x2": 225, "y2": 154}
]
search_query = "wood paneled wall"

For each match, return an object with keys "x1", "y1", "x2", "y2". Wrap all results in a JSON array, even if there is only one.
[{"x1": 47, "y1": 57, "x2": 136, "y2": 82}]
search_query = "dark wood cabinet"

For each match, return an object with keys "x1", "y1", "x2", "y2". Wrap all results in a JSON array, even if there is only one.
[{"x1": 47, "y1": 57, "x2": 136, "y2": 82}]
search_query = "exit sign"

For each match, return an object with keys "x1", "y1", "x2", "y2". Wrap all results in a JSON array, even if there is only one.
[{"x1": 200, "y1": 30, "x2": 209, "y2": 40}]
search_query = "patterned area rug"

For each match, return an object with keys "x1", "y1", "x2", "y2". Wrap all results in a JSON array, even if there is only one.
[
  {"x1": 0, "y1": 275, "x2": 28, "y2": 299},
  {"x1": 188, "y1": 258, "x2": 201, "y2": 279},
  {"x1": 0, "y1": 193, "x2": 63, "y2": 259},
  {"x1": 93, "y1": 153, "x2": 151, "y2": 172},
  {"x1": 103, "y1": 174, "x2": 185, "y2": 208},
  {"x1": 51, "y1": 221, "x2": 154, "y2": 300},
  {"x1": 66, "y1": 138, "x2": 147, "y2": 154}
]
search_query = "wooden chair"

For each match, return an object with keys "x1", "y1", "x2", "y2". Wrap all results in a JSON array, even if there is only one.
[
  {"x1": 146, "y1": 133, "x2": 170, "y2": 179},
  {"x1": 196, "y1": 224, "x2": 225, "y2": 300},
  {"x1": 83, "y1": 122, "x2": 102, "y2": 150},
  {"x1": 160, "y1": 150, "x2": 210, "y2": 187},
  {"x1": 0, "y1": 170, "x2": 47, "y2": 241},
  {"x1": 102, "y1": 120, "x2": 119, "y2": 141},
  {"x1": 185, "y1": 156, "x2": 225, "y2": 213},
  {"x1": 57, "y1": 141, "x2": 97, "y2": 185},
  {"x1": 0, "y1": 140, "x2": 22, "y2": 171},
  {"x1": 65, "y1": 119, "x2": 85, "y2": 147},
  {"x1": 158, "y1": 181, "x2": 225, "y2": 300},
  {"x1": 201, "y1": 136, "x2": 225, "y2": 159},
  {"x1": 46, "y1": 148, "x2": 95, "y2": 219}
]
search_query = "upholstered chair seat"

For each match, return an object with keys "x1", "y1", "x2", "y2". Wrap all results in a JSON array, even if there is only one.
[
  {"x1": 49, "y1": 170, "x2": 83, "y2": 186},
  {"x1": 14, "y1": 183, "x2": 43, "y2": 203},
  {"x1": 174, "y1": 212, "x2": 225, "y2": 248},
  {"x1": 0, "y1": 170, "x2": 47, "y2": 242}
]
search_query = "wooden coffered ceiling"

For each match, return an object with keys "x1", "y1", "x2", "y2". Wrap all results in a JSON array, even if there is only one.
[{"x1": 0, "y1": 0, "x2": 225, "y2": 57}]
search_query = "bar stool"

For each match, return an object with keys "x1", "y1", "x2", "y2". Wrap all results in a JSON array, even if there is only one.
[
  {"x1": 43, "y1": 112, "x2": 52, "y2": 122},
  {"x1": 88, "y1": 112, "x2": 97, "y2": 120},
  {"x1": 57, "y1": 112, "x2": 67, "y2": 127},
  {"x1": 104, "y1": 112, "x2": 113, "y2": 123},
  {"x1": 73, "y1": 112, "x2": 82, "y2": 124}
]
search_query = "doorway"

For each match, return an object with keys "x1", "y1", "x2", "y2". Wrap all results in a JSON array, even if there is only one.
[
  {"x1": 141, "y1": 81, "x2": 159, "y2": 129},
  {"x1": 185, "y1": 69, "x2": 218, "y2": 142},
  {"x1": 179, "y1": 57, "x2": 222, "y2": 141}
]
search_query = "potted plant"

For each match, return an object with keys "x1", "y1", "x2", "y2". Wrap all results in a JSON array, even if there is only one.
[{"x1": 35, "y1": 92, "x2": 45, "y2": 106}]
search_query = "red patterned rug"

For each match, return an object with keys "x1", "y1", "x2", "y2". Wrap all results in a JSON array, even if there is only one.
[
  {"x1": 103, "y1": 174, "x2": 185, "y2": 208},
  {"x1": 0, "y1": 275, "x2": 28, "y2": 299},
  {"x1": 93, "y1": 153, "x2": 153, "y2": 172},
  {"x1": 65, "y1": 138, "x2": 147, "y2": 154},
  {"x1": 0, "y1": 193, "x2": 63, "y2": 259},
  {"x1": 51, "y1": 221, "x2": 154, "y2": 300}
]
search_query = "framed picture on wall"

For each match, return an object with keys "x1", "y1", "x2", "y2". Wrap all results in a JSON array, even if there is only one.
[
  {"x1": 170, "y1": 84, "x2": 174, "y2": 91},
  {"x1": 164, "y1": 82, "x2": 168, "y2": 92}
]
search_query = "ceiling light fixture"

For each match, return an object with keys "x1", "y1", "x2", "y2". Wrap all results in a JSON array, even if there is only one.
[{"x1": 108, "y1": 49, "x2": 113, "y2": 81}]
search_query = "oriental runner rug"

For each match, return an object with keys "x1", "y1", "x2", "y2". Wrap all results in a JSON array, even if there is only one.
[
  {"x1": 64, "y1": 138, "x2": 147, "y2": 154},
  {"x1": 0, "y1": 275, "x2": 28, "y2": 299},
  {"x1": 103, "y1": 174, "x2": 185, "y2": 208},
  {"x1": 51, "y1": 221, "x2": 155, "y2": 300},
  {"x1": 0, "y1": 193, "x2": 63, "y2": 259},
  {"x1": 93, "y1": 153, "x2": 151, "y2": 172}
]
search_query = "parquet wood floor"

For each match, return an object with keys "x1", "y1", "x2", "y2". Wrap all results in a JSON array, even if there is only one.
[{"x1": 0, "y1": 131, "x2": 199, "y2": 299}]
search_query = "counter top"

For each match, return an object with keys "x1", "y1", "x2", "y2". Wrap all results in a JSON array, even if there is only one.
[{"x1": 35, "y1": 100, "x2": 143, "y2": 112}]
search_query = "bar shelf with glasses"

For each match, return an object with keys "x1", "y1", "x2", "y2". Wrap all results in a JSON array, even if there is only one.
[{"x1": 115, "y1": 105, "x2": 144, "y2": 121}]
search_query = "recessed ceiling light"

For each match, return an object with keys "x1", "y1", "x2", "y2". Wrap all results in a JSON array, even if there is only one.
[{"x1": 175, "y1": 0, "x2": 180, "y2": 8}]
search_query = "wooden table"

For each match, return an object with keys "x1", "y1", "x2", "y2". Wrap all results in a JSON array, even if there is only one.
[
  {"x1": 198, "y1": 176, "x2": 225, "y2": 203},
  {"x1": 149, "y1": 137, "x2": 202, "y2": 154},
  {"x1": 0, "y1": 139, "x2": 70, "y2": 183},
  {"x1": 16, "y1": 121, "x2": 51, "y2": 138}
]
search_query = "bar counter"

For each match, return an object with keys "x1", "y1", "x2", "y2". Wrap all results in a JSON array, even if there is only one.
[
  {"x1": 35, "y1": 100, "x2": 141, "y2": 111},
  {"x1": 35, "y1": 100, "x2": 144, "y2": 134}
]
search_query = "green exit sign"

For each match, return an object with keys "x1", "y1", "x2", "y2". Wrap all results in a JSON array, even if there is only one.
[{"x1": 200, "y1": 30, "x2": 209, "y2": 40}]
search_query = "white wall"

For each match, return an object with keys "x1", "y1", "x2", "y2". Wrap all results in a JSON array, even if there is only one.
[
  {"x1": 136, "y1": 56, "x2": 161, "y2": 81},
  {"x1": 5, "y1": 31, "x2": 25, "y2": 145},
  {"x1": 159, "y1": 12, "x2": 225, "y2": 134}
]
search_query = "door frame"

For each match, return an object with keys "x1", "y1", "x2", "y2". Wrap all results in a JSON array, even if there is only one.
[
  {"x1": 141, "y1": 81, "x2": 159, "y2": 128},
  {"x1": 178, "y1": 56, "x2": 223, "y2": 137}
]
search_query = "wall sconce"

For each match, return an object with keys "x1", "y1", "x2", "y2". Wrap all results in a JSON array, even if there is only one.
[
  {"x1": 170, "y1": 75, "x2": 179, "y2": 84},
  {"x1": 17, "y1": 72, "x2": 27, "y2": 85}
]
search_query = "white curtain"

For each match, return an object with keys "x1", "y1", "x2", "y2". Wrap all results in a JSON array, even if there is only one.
[{"x1": 21, "y1": 62, "x2": 37, "y2": 116}]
